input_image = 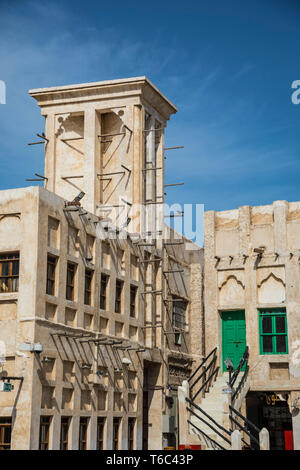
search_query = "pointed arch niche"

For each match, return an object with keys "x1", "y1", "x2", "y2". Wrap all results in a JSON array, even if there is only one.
[
  {"x1": 257, "y1": 267, "x2": 286, "y2": 304},
  {"x1": 218, "y1": 270, "x2": 245, "y2": 306}
]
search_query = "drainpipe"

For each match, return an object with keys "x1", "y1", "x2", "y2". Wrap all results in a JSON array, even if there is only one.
[{"x1": 201, "y1": 250, "x2": 205, "y2": 359}]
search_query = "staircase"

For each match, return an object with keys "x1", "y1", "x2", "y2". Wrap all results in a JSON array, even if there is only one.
[
  {"x1": 187, "y1": 347, "x2": 251, "y2": 450},
  {"x1": 189, "y1": 372, "x2": 248, "y2": 449}
]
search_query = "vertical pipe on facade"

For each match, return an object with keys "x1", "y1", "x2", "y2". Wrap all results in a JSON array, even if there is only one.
[{"x1": 201, "y1": 250, "x2": 206, "y2": 359}]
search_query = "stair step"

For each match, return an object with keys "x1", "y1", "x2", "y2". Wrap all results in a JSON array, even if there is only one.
[
  {"x1": 199, "y1": 403, "x2": 223, "y2": 411},
  {"x1": 190, "y1": 427, "x2": 229, "y2": 449},
  {"x1": 192, "y1": 416, "x2": 223, "y2": 425},
  {"x1": 199, "y1": 413, "x2": 223, "y2": 419},
  {"x1": 191, "y1": 415, "x2": 223, "y2": 426},
  {"x1": 210, "y1": 383, "x2": 228, "y2": 389},
  {"x1": 189, "y1": 371, "x2": 248, "y2": 450},
  {"x1": 200, "y1": 397, "x2": 224, "y2": 404}
]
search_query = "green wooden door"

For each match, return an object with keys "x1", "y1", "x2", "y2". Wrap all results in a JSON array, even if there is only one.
[{"x1": 222, "y1": 310, "x2": 246, "y2": 372}]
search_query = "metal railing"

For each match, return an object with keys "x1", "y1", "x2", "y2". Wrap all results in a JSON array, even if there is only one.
[
  {"x1": 187, "y1": 419, "x2": 226, "y2": 450},
  {"x1": 186, "y1": 345, "x2": 262, "y2": 450},
  {"x1": 189, "y1": 347, "x2": 219, "y2": 401},
  {"x1": 186, "y1": 397, "x2": 231, "y2": 450},
  {"x1": 229, "y1": 405, "x2": 260, "y2": 450},
  {"x1": 228, "y1": 346, "x2": 249, "y2": 404}
]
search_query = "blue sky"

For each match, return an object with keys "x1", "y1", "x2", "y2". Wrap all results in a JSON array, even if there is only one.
[{"x1": 0, "y1": 0, "x2": 300, "y2": 212}]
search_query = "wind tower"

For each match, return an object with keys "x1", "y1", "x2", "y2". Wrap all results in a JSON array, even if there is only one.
[{"x1": 30, "y1": 77, "x2": 177, "y2": 239}]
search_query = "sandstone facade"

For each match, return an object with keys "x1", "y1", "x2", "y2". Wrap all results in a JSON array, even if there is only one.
[
  {"x1": 204, "y1": 201, "x2": 300, "y2": 449},
  {"x1": 0, "y1": 78, "x2": 203, "y2": 450}
]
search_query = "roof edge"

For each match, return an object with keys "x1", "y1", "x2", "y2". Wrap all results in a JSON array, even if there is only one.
[{"x1": 29, "y1": 76, "x2": 178, "y2": 113}]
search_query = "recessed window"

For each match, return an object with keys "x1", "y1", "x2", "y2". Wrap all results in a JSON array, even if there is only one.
[
  {"x1": 84, "y1": 269, "x2": 93, "y2": 305},
  {"x1": 117, "y1": 249, "x2": 125, "y2": 274},
  {"x1": 66, "y1": 263, "x2": 76, "y2": 301},
  {"x1": 259, "y1": 309, "x2": 288, "y2": 355},
  {"x1": 39, "y1": 416, "x2": 51, "y2": 450},
  {"x1": 172, "y1": 297, "x2": 188, "y2": 346},
  {"x1": 115, "y1": 280, "x2": 123, "y2": 314},
  {"x1": 46, "y1": 255, "x2": 57, "y2": 296},
  {"x1": 172, "y1": 297, "x2": 188, "y2": 330},
  {"x1": 128, "y1": 418, "x2": 135, "y2": 450},
  {"x1": 0, "y1": 417, "x2": 12, "y2": 450},
  {"x1": 97, "y1": 417, "x2": 105, "y2": 450},
  {"x1": 130, "y1": 255, "x2": 139, "y2": 281},
  {"x1": 100, "y1": 274, "x2": 109, "y2": 310},
  {"x1": 101, "y1": 242, "x2": 110, "y2": 269},
  {"x1": 79, "y1": 417, "x2": 88, "y2": 450},
  {"x1": 174, "y1": 333, "x2": 182, "y2": 346},
  {"x1": 86, "y1": 235, "x2": 95, "y2": 262},
  {"x1": 113, "y1": 418, "x2": 121, "y2": 450},
  {"x1": 48, "y1": 217, "x2": 60, "y2": 249},
  {"x1": 60, "y1": 417, "x2": 70, "y2": 450},
  {"x1": 0, "y1": 252, "x2": 19, "y2": 293},
  {"x1": 68, "y1": 226, "x2": 79, "y2": 256},
  {"x1": 130, "y1": 285, "x2": 137, "y2": 318}
]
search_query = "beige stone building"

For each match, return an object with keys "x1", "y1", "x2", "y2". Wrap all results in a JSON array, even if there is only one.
[
  {"x1": 1, "y1": 75, "x2": 300, "y2": 452},
  {"x1": 0, "y1": 77, "x2": 202, "y2": 450},
  {"x1": 199, "y1": 201, "x2": 300, "y2": 450}
]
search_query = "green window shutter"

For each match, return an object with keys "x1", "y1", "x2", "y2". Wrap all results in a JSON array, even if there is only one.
[{"x1": 259, "y1": 309, "x2": 288, "y2": 355}]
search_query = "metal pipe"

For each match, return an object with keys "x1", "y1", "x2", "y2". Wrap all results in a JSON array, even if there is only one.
[
  {"x1": 35, "y1": 173, "x2": 48, "y2": 180},
  {"x1": 187, "y1": 420, "x2": 226, "y2": 450},
  {"x1": 97, "y1": 171, "x2": 125, "y2": 177},
  {"x1": 26, "y1": 178, "x2": 45, "y2": 182},
  {"x1": 144, "y1": 201, "x2": 164, "y2": 205},
  {"x1": 141, "y1": 325, "x2": 162, "y2": 329},
  {"x1": 61, "y1": 175, "x2": 83, "y2": 179},
  {"x1": 164, "y1": 146, "x2": 184, "y2": 150},
  {"x1": 163, "y1": 270, "x2": 184, "y2": 274},
  {"x1": 98, "y1": 131, "x2": 126, "y2": 138},
  {"x1": 60, "y1": 137, "x2": 83, "y2": 141},
  {"x1": 164, "y1": 241, "x2": 184, "y2": 246},
  {"x1": 142, "y1": 167, "x2": 162, "y2": 172},
  {"x1": 140, "y1": 290, "x2": 162, "y2": 295},
  {"x1": 187, "y1": 410, "x2": 231, "y2": 447},
  {"x1": 0, "y1": 376, "x2": 24, "y2": 381},
  {"x1": 139, "y1": 259, "x2": 162, "y2": 264},
  {"x1": 137, "y1": 243, "x2": 155, "y2": 247},
  {"x1": 36, "y1": 133, "x2": 49, "y2": 142},
  {"x1": 121, "y1": 165, "x2": 131, "y2": 173}
]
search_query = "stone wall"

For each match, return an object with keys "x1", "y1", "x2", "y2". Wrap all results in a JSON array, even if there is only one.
[{"x1": 204, "y1": 201, "x2": 300, "y2": 446}]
